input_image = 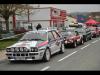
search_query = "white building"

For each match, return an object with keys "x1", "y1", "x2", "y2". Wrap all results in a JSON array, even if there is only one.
[{"x1": 0, "y1": 6, "x2": 67, "y2": 32}]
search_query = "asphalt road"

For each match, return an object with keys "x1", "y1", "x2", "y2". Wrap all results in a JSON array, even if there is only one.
[{"x1": 0, "y1": 37, "x2": 100, "y2": 71}]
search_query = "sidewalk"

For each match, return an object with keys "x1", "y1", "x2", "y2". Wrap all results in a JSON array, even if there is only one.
[{"x1": 0, "y1": 50, "x2": 7, "y2": 61}]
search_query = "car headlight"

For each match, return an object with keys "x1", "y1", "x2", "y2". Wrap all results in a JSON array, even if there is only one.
[
  {"x1": 11, "y1": 48, "x2": 14, "y2": 52},
  {"x1": 69, "y1": 39, "x2": 73, "y2": 42},
  {"x1": 20, "y1": 47, "x2": 23, "y2": 51},
  {"x1": 6, "y1": 48, "x2": 11, "y2": 52},
  {"x1": 67, "y1": 39, "x2": 73, "y2": 42},
  {"x1": 14, "y1": 47, "x2": 19, "y2": 52},
  {"x1": 31, "y1": 47, "x2": 38, "y2": 52},
  {"x1": 64, "y1": 37, "x2": 66, "y2": 41},
  {"x1": 23, "y1": 47, "x2": 28, "y2": 52}
]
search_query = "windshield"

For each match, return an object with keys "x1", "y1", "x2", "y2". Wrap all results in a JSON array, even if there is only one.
[
  {"x1": 90, "y1": 27, "x2": 95, "y2": 31},
  {"x1": 20, "y1": 31, "x2": 47, "y2": 41},
  {"x1": 77, "y1": 25, "x2": 82, "y2": 28},
  {"x1": 62, "y1": 32, "x2": 74, "y2": 37}
]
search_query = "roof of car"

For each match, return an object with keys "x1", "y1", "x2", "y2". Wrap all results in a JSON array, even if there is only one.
[
  {"x1": 27, "y1": 28, "x2": 57, "y2": 33},
  {"x1": 69, "y1": 23, "x2": 85, "y2": 25}
]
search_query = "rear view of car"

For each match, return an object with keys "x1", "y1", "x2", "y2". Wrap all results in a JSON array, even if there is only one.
[
  {"x1": 93, "y1": 24, "x2": 100, "y2": 35},
  {"x1": 89, "y1": 27, "x2": 100, "y2": 38}
]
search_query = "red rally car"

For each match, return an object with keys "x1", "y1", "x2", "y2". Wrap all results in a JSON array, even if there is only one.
[
  {"x1": 61, "y1": 30, "x2": 84, "y2": 48},
  {"x1": 89, "y1": 27, "x2": 100, "y2": 38}
]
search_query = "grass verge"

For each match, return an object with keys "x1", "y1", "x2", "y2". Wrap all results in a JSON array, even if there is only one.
[{"x1": 0, "y1": 34, "x2": 23, "y2": 51}]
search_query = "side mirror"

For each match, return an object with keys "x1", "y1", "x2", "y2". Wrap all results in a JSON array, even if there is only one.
[{"x1": 48, "y1": 38, "x2": 51, "y2": 42}]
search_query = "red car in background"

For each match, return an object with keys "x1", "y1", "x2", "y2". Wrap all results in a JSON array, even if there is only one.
[
  {"x1": 61, "y1": 30, "x2": 84, "y2": 48},
  {"x1": 89, "y1": 26, "x2": 100, "y2": 38},
  {"x1": 94, "y1": 24, "x2": 100, "y2": 35}
]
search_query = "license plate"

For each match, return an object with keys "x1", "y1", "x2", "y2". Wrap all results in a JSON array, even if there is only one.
[
  {"x1": 15, "y1": 56, "x2": 25, "y2": 60},
  {"x1": 19, "y1": 57, "x2": 25, "y2": 60}
]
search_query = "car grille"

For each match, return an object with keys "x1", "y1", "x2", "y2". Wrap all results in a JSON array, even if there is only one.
[{"x1": 8, "y1": 47, "x2": 28, "y2": 52}]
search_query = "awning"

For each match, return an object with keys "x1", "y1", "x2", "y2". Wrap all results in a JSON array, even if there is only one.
[{"x1": 85, "y1": 19, "x2": 98, "y2": 25}]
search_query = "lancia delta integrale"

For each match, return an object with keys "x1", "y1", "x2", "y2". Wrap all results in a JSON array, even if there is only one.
[{"x1": 6, "y1": 29, "x2": 65, "y2": 62}]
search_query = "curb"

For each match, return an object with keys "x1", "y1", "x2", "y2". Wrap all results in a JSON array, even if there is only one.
[{"x1": 0, "y1": 59, "x2": 7, "y2": 64}]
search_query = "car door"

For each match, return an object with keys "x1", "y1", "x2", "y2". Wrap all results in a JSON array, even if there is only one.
[
  {"x1": 51, "y1": 31, "x2": 62, "y2": 53},
  {"x1": 48, "y1": 31, "x2": 57, "y2": 55}
]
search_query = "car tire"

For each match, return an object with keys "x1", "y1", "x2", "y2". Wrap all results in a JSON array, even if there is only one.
[
  {"x1": 99, "y1": 33, "x2": 100, "y2": 37},
  {"x1": 64, "y1": 44, "x2": 68, "y2": 48},
  {"x1": 84, "y1": 36, "x2": 88, "y2": 42},
  {"x1": 94, "y1": 34, "x2": 97, "y2": 38},
  {"x1": 9, "y1": 60, "x2": 16, "y2": 63},
  {"x1": 72, "y1": 41, "x2": 77, "y2": 48},
  {"x1": 43, "y1": 49, "x2": 51, "y2": 62},
  {"x1": 80, "y1": 38, "x2": 84, "y2": 45},
  {"x1": 89, "y1": 36, "x2": 92, "y2": 40},
  {"x1": 59, "y1": 44, "x2": 65, "y2": 54}
]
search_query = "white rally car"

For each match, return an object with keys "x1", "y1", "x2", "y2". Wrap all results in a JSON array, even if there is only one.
[{"x1": 6, "y1": 29, "x2": 65, "y2": 62}]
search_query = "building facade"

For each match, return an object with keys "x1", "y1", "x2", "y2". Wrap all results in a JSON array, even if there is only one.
[{"x1": 0, "y1": 7, "x2": 67, "y2": 32}]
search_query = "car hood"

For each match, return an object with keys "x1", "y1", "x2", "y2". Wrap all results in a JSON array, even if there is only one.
[{"x1": 8, "y1": 40, "x2": 48, "y2": 49}]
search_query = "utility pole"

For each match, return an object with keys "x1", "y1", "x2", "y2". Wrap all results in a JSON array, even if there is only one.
[
  {"x1": 12, "y1": 13, "x2": 16, "y2": 30},
  {"x1": 28, "y1": 9, "x2": 30, "y2": 22}
]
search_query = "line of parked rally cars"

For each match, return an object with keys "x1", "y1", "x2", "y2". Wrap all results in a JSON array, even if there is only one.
[
  {"x1": 6, "y1": 23, "x2": 100, "y2": 62},
  {"x1": 62, "y1": 23, "x2": 100, "y2": 48}
]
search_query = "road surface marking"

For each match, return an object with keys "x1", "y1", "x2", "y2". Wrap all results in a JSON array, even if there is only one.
[
  {"x1": 80, "y1": 44, "x2": 91, "y2": 50},
  {"x1": 58, "y1": 51, "x2": 78, "y2": 62},
  {"x1": 91, "y1": 40, "x2": 98, "y2": 44},
  {"x1": 41, "y1": 66, "x2": 50, "y2": 71}
]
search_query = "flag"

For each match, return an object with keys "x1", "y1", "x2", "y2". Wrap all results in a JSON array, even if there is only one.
[{"x1": 77, "y1": 15, "x2": 86, "y2": 23}]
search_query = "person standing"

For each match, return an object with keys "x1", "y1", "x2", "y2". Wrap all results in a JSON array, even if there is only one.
[{"x1": 36, "y1": 23, "x2": 42, "y2": 30}]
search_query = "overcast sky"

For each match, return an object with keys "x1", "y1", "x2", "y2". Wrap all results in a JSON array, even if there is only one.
[{"x1": 39, "y1": 4, "x2": 100, "y2": 13}]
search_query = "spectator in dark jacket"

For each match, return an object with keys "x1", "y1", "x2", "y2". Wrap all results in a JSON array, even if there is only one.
[{"x1": 36, "y1": 23, "x2": 42, "y2": 30}]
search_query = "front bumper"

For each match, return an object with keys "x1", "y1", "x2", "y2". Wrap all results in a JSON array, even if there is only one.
[
  {"x1": 6, "y1": 51, "x2": 44, "y2": 61},
  {"x1": 64, "y1": 40, "x2": 74, "y2": 45}
]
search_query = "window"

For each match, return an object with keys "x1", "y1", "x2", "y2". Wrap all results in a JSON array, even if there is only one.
[
  {"x1": 48, "y1": 32, "x2": 55, "y2": 41},
  {"x1": 52, "y1": 31, "x2": 60, "y2": 39},
  {"x1": 20, "y1": 31, "x2": 47, "y2": 41}
]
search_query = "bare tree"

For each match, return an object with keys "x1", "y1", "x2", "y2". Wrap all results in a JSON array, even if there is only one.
[{"x1": 0, "y1": 4, "x2": 33, "y2": 32}]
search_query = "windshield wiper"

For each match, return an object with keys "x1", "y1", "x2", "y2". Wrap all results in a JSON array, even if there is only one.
[
  {"x1": 30, "y1": 38, "x2": 45, "y2": 41},
  {"x1": 20, "y1": 39, "x2": 30, "y2": 41}
]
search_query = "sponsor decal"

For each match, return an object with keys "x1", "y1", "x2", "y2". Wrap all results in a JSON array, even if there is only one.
[
  {"x1": 11, "y1": 41, "x2": 37, "y2": 49},
  {"x1": 19, "y1": 42, "x2": 30, "y2": 47},
  {"x1": 37, "y1": 41, "x2": 48, "y2": 47},
  {"x1": 31, "y1": 41, "x2": 37, "y2": 47}
]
